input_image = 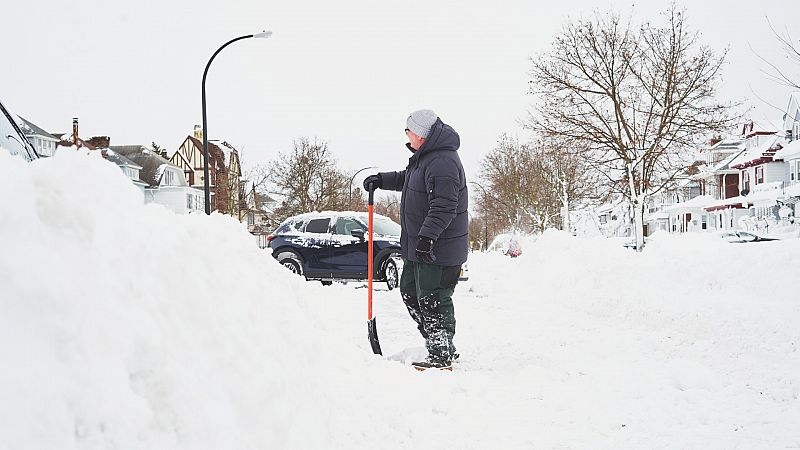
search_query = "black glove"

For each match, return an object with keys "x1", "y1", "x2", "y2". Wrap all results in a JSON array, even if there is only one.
[
  {"x1": 415, "y1": 237, "x2": 436, "y2": 264},
  {"x1": 363, "y1": 174, "x2": 382, "y2": 191}
]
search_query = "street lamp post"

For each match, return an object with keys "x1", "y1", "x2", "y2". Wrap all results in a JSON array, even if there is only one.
[
  {"x1": 202, "y1": 30, "x2": 272, "y2": 215},
  {"x1": 348, "y1": 166, "x2": 377, "y2": 208}
]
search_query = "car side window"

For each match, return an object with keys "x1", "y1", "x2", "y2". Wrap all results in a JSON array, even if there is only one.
[
  {"x1": 305, "y1": 218, "x2": 331, "y2": 234},
  {"x1": 334, "y1": 217, "x2": 363, "y2": 235}
]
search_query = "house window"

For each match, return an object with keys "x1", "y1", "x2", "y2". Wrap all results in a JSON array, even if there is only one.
[
  {"x1": 755, "y1": 166, "x2": 764, "y2": 185},
  {"x1": 792, "y1": 161, "x2": 796, "y2": 181},
  {"x1": 701, "y1": 214, "x2": 707, "y2": 230},
  {"x1": 794, "y1": 122, "x2": 800, "y2": 141},
  {"x1": 165, "y1": 171, "x2": 175, "y2": 186},
  {"x1": 742, "y1": 171, "x2": 750, "y2": 192},
  {"x1": 796, "y1": 160, "x2": 800, "y2": 183},
  {"x1": 247, "y1": 213, "x2": 254, "y2": 226},
  {"x1": 186, "y1": 194, "x2": 193, "y2": 210}
]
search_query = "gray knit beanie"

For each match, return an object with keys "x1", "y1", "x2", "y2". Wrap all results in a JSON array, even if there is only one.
[{"x1": 406, "y1": 109, "x2": 438, "y2": 139}]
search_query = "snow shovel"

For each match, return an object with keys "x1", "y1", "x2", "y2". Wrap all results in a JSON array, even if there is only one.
[{"x1": 367, "y1": 183, "x2": 383, "y2": 355}]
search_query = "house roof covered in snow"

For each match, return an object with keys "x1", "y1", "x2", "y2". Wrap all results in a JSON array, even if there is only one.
[
  {"x1": 704, "y1": 189, "x2": 783, "y2": 211},
  {"x1": 110, "y1": 145, "x2": 184, "y2": 187},
  {"x1": 696, "y1": 147, "x2": 748, "y2": 178},
  {"x1": 729, "y1": 134, "x2": 783, "y2": 169},
  {"x1": 15, "y1": 116, "x2": 57, "y2": 140},
  {"x1": 783, "y1": 92, "x2": 800, "y2": 130},
  {"x1": 774, "y1": 139, "x2": 800, "y2": 161},
  {"x1": 101, "y1": 148, "x2": 141, "y2": 169},
  {"x1": 185, "y1": 136, "x2": 232, "y2": 169},
  {"x1": 663, "y1": 195, "x2": 716, "y2": 212}
]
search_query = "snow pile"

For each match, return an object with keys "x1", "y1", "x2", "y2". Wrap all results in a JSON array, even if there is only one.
[
  {"x1": 0, "y1": 151, "x2": 349, "y2": 448},
  {"x1": 2, "y1": 151, "x2": 800, "y2": 449}
]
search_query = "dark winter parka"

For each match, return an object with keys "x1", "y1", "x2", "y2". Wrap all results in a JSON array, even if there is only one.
[{"x1": 379, "y1": 119, "x2": 469, "y2": 266}]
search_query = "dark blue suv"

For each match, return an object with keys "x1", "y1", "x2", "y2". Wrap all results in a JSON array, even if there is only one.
[{"x1": 267, "y1": 211, "x2": 402, "y2": 289}]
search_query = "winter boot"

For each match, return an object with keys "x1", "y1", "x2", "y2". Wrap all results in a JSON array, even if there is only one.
[{"x1": 412, "y1": 356, "x2": 453, "y2": 371}]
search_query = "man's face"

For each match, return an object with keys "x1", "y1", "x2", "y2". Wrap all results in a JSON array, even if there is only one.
[{"x1": 405, "y1": 128, "x2": 426, "y2": 151}]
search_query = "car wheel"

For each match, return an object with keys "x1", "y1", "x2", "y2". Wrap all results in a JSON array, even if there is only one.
[
  {"x1": 276, "y1": 252, "x2": 303, "y2": 276},
  {"x1": 384, "y1": 258, "x2": 399, "y2": 290}
]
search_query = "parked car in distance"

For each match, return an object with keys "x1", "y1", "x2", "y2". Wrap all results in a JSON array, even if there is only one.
[
  {"x1": 488, "y1": 233, "x2": 523, "y2": 257},
  {"x1": 719, "y1": 230, "x2": 780, "y2": 243},
  {"x1": 0, "y1": 98, "x2": 39, "y2": 161},
  {"x1": 268, "y1": 211, "x2": 403, "y2": 289}
]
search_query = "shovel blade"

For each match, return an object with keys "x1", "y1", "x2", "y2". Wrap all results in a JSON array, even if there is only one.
[{"x1": 368, "y1": 317, "x2": 382, "y2": 355}]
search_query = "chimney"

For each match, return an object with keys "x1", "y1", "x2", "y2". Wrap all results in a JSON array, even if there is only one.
[
  {"x1": 72, "y1": 118, "x2": 79, "y2": 146},
  {"x1": 193, "y1": 125, "x2": 203, "y2": 140}
]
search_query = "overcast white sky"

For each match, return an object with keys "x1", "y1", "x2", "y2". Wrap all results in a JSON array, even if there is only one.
[{"x1": 2, "y1": 0, "x2": 799, "y2": 183}]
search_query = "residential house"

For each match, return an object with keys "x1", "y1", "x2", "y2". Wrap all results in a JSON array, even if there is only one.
[
  {"x1": 15, "y1": 116, "x2": 58, "y2": 157},
  {"x1": 596, "y1": 94, "x2": 800, "y2": 237},
  {"x1": 659, "y1": 138, "x2": 748, "y2": 233},
  {"x1": 773, "y1": 93, "x2": 800, "y2": 222},
  {"x1": 774, "y1": 140, "x2": 800, "y2": 222},
  {"x1": 101, "y1": 148, "x2": 148, "y2": 194},
  {"x1": 596, "y1": 198, "x2": 632, "y2": 237},
  {"x1": 703, "y1": 121, "x2": 785, "y2": 232},
  {"x1": 170, "y1": 126, "x2": 242, "y2": 215},
  {"x1": 240, "y1": 181, "x2": 278, "y2": 248},
  {"x1": 111, "y1": 145, "x2": 204, "y2": 214}
]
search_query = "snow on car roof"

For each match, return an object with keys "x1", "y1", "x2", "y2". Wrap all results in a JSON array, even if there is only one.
[{"x1": 286, "y1": 210, "x2": 392, "y2": 221}]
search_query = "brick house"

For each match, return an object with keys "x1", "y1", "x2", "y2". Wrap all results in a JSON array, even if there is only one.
[{"x1": 170, "y1": 126, "x2": 242, "y2": 215}]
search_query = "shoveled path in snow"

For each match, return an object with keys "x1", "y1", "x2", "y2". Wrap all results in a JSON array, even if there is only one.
[{"x1": 307, "y1": 233, "x2": 800, "y2": 449}]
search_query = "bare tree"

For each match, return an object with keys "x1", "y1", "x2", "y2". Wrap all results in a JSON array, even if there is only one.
[
  {"x1": 374, "y1": 193, "x2": 401, "y2": 224},
  {"x1": 239, "y1": 163, "x2": 272, "y2": 223},
  {"x1": 478, "y1": 134, "x2": 559, "y2": 234},
  {"x1": 267, "y1": 137, "x2": 351, "y2": 222},
  {"x1": 531, "y1": 137, "x2": 600, "y2": 233},
  {"x1": 754, "y1": 18, "x2": 800, "y2": 90},
  {"x1": 468, "y1": 215, "x2": 488, "y2": 251},
  {"x1": 528, "y1": 6, "x2": 736, "y2": 250}
]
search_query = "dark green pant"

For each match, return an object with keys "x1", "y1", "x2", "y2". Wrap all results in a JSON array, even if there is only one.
[{"x1": 400, "y1": 259, "x2": 460, "y2": 361}]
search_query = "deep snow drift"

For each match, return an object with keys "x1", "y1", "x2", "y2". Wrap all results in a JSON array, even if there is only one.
[{"x1": 1, "y1": 151, "x2": 799, "y2": 449}]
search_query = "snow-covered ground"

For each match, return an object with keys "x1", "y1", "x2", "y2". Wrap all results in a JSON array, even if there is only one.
[{"x1": 2, "y1": 151, "x2": 799, "y2": 449}]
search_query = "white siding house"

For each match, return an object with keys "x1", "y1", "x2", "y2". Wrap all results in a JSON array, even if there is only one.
[
  {"x1": 15, "y1": 115, "x2": 58, "y2": 157},
  {"x1": 101, "y1": 149, "x2": 148, "y2": 195},
  {"x1": 111, "y1": 145, "x2": 204, "y2": 214}
]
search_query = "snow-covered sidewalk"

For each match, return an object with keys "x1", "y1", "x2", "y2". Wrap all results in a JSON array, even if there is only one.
[{"x1": 1, "y1": 151, "x2": 799, "y2": 449}]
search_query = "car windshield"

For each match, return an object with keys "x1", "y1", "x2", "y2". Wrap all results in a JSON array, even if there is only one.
[
  {"x1": 0, "y1": 100, "x2": 37, "y2": 161},
  {"x1": 353, "y1": 215, "x2": 400, "y2": 236}
]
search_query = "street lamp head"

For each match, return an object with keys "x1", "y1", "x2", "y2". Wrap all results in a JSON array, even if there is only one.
[{"x1": 253, "y1": 30, "x2": 273, "y2": 39}]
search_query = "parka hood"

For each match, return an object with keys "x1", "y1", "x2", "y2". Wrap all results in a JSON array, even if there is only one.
[{"x1": 407, "y1": 118, "x2": 460, "y2": 157}]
